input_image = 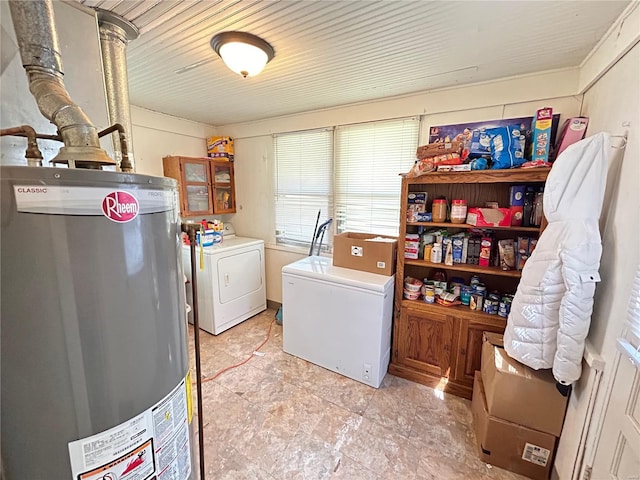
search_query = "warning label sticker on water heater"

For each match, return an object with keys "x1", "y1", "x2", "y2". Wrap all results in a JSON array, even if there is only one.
[
  {"x1": 68, "y1": 377, "x2": 192, "y2": 480},
  {"x1": 13, "y1": 185, "x2": 174, "y2": 216}
]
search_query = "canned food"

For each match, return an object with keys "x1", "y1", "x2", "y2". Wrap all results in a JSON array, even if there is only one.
[
  {"x1": 488, "y1": 293, "x2": 500, "y2": 302},
  {"x1": 474, "y1": 284, "x2": 487, "y2": 296},
  {"x1": 451, "y1": 284, "x2": 461, "y2": 297},
  {"x1": 423, "y1": 286, "x2": 435, "y2": 304},
  {"x1": 470, "y1": 275, "x2": 481, "y2": 287},
  {"x1": 483, "y1": 298, "x2": 499, "y2": 315},
  {"x1": 460, "y1": 286, "x2": 473, "y2": 306},
  {"x1": 470, "y1": 293, "x2": 484, "y2": 311},
  {"x1": 498, "y1": 296, "x2": 512, "y2": 317},
  {"x1": 434, "y1": 281, "x2": 447, "y2": 296}
]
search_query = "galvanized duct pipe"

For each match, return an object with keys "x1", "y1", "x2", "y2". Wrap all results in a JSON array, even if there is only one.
[
  {"x1": 97, "y1": 10, "x2": 138, "y2": 173},
  {"x1": 8, "y1": 0, "x2": 114, "y2": 168}
]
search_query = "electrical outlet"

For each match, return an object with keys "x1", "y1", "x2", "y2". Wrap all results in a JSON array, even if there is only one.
[
  {"x1": 351, "y1": 246, "x2": 363, "y2": 256},
  {"x1": 363, "y1": 363, "x2": 371, "y2": 380}
]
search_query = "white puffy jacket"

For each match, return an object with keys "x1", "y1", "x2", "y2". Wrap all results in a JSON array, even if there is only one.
[{"x1": 504, "y1": 132, "x2": 610, "y2": 385}]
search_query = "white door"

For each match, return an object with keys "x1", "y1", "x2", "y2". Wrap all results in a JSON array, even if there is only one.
[
  {"x1": 590, "y1": 268, "x2": 640, "y2": 480},
  {"x1": 216, "y1": 248, "x2": 263, "y2": 304}
]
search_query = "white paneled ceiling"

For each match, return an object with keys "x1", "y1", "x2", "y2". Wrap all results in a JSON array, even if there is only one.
[{"x1": 77, "y1": 0, "x2": 629, "y2": 126}]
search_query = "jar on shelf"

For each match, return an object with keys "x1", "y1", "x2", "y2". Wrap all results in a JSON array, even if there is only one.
[
  {"x1": 432, "y1": 198, "x2": 447, "y2": 223},
  {"x1": 450, "y1": 199, "x2": 467, "y2": 224}
]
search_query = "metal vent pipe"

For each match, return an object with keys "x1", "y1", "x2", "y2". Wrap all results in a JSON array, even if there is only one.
[
  {"x1": 8, "y1": 0, "x2": 114, "y2": 168},
  {"x1": 97, "y1": 10, "x2": 138, "y2": 173}
]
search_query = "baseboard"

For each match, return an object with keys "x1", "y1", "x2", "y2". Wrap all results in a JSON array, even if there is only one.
[
  {"x1": 388, "y1": 363, "x2": 473, "y2": 399},
  {"x1": 267, "y1": 299, "x2": 282, "y2": 311}
]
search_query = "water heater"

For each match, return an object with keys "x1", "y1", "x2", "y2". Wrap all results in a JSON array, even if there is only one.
[{"x1": 1, "y1": 165, "x2": 196, "y2": 479}]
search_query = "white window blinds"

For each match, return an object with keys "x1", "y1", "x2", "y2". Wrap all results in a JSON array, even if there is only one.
[
  {"x1": 335, "y1": 117, "x2": 419, "y2": 236},
  {"x1": 274, "y1": 129, "x2": 333, "y2": 248}
]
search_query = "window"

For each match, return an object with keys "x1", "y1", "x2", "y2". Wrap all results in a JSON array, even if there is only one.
[
  {"x1": 274, "y1": 129, "x2": 333, "y2": 249},
  {"x1": 274, "y1": 117, "x2": 419, "y2": 250},
  {"x1": 335, "y1": 118, "x2": 420, "y2": 236}
]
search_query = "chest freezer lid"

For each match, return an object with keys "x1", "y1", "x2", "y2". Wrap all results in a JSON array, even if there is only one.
[{"x1": 282, "y1": 256, "x2": 394, "y2": 292}]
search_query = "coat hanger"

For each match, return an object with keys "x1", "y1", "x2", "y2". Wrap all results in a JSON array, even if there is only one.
[
  {"x1": 610, "y1": 134, "x2": 627, "y2": 149},
  {"x1": 611, "y1": 122, "x2": 630, "y2": 149}
]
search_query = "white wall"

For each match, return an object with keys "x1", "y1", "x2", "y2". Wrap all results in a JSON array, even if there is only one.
[
  {"x1": 550, "y1": 4, "x2": 640, "y2": 476},
  {"x1": 221, "y1": 70, "x2": 583, "y2": 303},
  {"x1": 131, "y1": 106, "x2": 216, "y2": 177},
  {"x1": 555, "y1": 41, "x2": 639, "y2": 480}
]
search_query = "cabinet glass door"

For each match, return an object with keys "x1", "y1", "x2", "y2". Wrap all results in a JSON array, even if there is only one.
[
  {"x1": 186, "y1": 185, "x2": 211, "y2": 213},
  {"x1": 180, "y1": 158, "x2": 213, "y2": 215},
  {"x1": 184, "y1": 162, "x2": 208, "y2": 182},
  {"x1": 213, "y1": 163, "x2": 232, "y2": 183},
  {"x1": 211, "y1": 161, "x2": 235, "y2": 213}
]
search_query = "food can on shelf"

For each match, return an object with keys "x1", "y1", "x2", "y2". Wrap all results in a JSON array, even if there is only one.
[
  {"x1": 498, "y1": 297, "x2": 512, "y2": 317},
  {"x1": 423, "y1": 286, "x2": 435, "y2": 304},
  {"x1": 470, "y1": 293, "x2": 483, "y2": 311},
  {"x1": 483, "y1": 298, "x2": 499, "y2": 315},
  {"x1": 470, "y1": 275, "x2": 481, "y2": 287},
  {"x1": 460, "y1": 286, "x2": 473, "y2": 305},
  {"x1": 434, "y1": 281, "x2": 447, "y2": 296},
  {"x1": 474, "y1": 284, "x2": 487, "y2": 296}
]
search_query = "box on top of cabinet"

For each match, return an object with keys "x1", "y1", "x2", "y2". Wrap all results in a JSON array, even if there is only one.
[
  {"x1": 207, "y1": 136, "x2": 234, "y2": 161},
  {"x1": 333, "y1": 232, "x2": 397, "y2": 276}
]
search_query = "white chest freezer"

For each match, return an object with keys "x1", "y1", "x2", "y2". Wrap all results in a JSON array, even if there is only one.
[{"x1": 282, "y1": 256, "x2": 395, "y2": 388}]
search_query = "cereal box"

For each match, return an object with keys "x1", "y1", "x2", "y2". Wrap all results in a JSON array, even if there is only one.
[
  {"x1": 531, "y1": 108, "x2": 553, "y2": 163},
  {"x1": 207, "y1": 136, "x2": 234, "y2": 161}
]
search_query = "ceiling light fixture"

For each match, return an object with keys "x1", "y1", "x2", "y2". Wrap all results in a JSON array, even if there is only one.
[{"x1": 210, "y1": 31, "x2": 275, "y2": 78}]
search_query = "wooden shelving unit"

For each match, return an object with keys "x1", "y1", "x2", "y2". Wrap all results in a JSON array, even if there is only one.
[
  {"x1": 389, "y1": 167, "x2": 550, "y2": 399},
  {"x1": 404, "y1": 259, "x2": 522, "y2": 278},
  {"x1": 407, "y1": 221, "x2": 540, "y2": 233}
]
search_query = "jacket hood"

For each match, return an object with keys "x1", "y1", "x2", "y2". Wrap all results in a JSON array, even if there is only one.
[{"x1": 544, "y1": 132, "x2": 610, "y2": 222}]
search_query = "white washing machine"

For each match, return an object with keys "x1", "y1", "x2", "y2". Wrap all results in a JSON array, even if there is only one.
[{"x1": 182, "y1": 224, "x2": 266, "y2": 335}]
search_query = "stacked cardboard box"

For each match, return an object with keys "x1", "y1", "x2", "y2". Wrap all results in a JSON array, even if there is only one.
[{"x1": 472, "y1": 333, "x2": 569, "y2": 480}]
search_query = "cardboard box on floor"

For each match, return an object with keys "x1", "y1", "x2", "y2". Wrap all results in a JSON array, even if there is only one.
[
  {"x1": 332, "y1": 232, "x2": 397, "y2": 276},
  {"x1": 481, "y1": 332, "x2": 568, "y2": 436},
  {"x1": 472, "y1": 372, "x2": 557, "y2": 480}
]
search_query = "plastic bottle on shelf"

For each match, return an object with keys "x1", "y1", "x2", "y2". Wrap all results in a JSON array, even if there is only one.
[{"x1": 431, "y1": 243, "x2": 442, "y2": 263}]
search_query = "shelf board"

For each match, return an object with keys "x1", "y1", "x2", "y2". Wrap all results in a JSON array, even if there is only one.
[
  {"x1": 406, "y1": 221, "x2": 540, "y2": 232},
  {"x1": 404, "y1": 259, "x2": 522, "y2": 278},
  {"x1": 400, "y1": 299, "x2": 508, "y2": 325},
  {"x1": 405, "y1": 167, "x2": 551, "y2": 185}
]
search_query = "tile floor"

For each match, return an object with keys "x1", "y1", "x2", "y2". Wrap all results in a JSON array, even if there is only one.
[{"x1": 189, "y1": 309, "x2": 525, "y2": 479}]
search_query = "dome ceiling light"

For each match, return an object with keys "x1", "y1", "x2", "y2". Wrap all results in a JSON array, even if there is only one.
[{"x1": 210, "y1": 31, "x2": 275, "y2": 78}]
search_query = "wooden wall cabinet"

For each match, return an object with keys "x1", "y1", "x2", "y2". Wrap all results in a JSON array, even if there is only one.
[
  {"x1": 389, "y1": 168, "x2": 550, "y2": 399},
  {"x1": 163, "y1": 156, "x2": 236, "y2": 217}
]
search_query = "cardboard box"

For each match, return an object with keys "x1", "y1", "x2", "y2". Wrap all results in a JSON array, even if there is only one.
[
  {"x1": 206, "y1": 136, "x2": 234, "y2": 160},
  {"x1": 531, "y1": 108, "x2": 553, "y2": 163},
  {"x1": 472, "y1": 372, "x2": 557, "y2": 480},
  {"x1": 509, "y1": 185, "x2": 526, "y2": 207},
  {"x1": 556, "y1": 117, "x2": 589, "y2": 157},
  {"x1": 510, "y1": 206, "x2": 524, "y2": 226},
  {"x1": 481, "y1": 333, "x2": 568, "y2": 436},
  {"x1": 333, "y1": 232, "x2": 397, "y2": 276},
  {"x1": 466, "y1": 208, "x2": 512, "y2": 227}
]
